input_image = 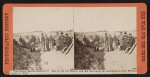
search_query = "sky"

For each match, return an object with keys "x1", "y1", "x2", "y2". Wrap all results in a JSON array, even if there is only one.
[
  {"x1": 13, "y1": 7, "x2": 74, "y2": 33},
  {"x1": 13, "y1": 7, "x2": 136, "y2": 33},
  {"x1": 74, "y1": 7, "x2": 136, "y2": 32}
]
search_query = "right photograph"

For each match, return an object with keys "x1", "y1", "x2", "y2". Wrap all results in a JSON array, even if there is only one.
[{"x1": 74, "y1": 7, "x2": 137, "y2": 71}]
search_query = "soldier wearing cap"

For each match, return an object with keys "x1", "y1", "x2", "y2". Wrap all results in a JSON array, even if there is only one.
[
  {"x1": 41, "y1": 33, "x2": 46, "y2": 52},
  {"x1": 113, "y1": 34, "x2": 119, "y2": 51},
  {"x1": 118, "y1": 32, "x2": 123, "y2": 51},
  {"x1": 108, "y1": 34, "x2": 114, "y2": 51},
  {"x1": 128, "y1": 33, "x2": 135, "y2": 50},
  {"x1": 49, "y1": 34, "x2": 55, "y2": 51},
  {"x1": 104, "y1": 33, "x2": 109, "y2": 52},
  {"x1": 64, "y1": 33, "x2": 72, "y2": 48},
  {"x1": 45, "y1": 34, "x2": 50, "y2": 51},
  {"x1": 122, "y1": 32, "x2": 129, "y2": 51},
  {"x1": 55, "y1": 32, "x2": 66, "y2": 51}
]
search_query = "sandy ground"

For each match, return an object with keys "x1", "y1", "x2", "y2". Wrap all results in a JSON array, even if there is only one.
[
  {"x1": 104, "y1": 48, "x2": 136, "y2": 70},
  {"x1": 40, "y1": 46, "x2": 74, "y2": 70},
  {"x1": 40, "y1": 45, "x2": 136, "y2": 71}
]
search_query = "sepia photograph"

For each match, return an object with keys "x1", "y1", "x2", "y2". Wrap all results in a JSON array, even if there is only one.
[
  {"x1": 13, "y1": 7, "x2": 74, "y2": 70},
  {"x1": 13, "y1": 6, "x2": 137, "y2": 72},
  {"x1": 3, "y1": 3, "x2": 147, "y2": 75},
  {"x1": 74, "y1": 7, "x2": 137, "y2": 70}
]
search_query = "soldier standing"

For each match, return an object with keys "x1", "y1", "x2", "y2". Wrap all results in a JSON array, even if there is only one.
[
  {"x1": 108, "y1": 34, "x2": 114, "y2": 51},
  {"x1": 104, "y1": 33, "x2": 109, "y2": 52},
  {"x1": 41, "y1": 33, "x2": 46, "y2": 52},
  {"x1": 101, "y1": 36, "x2": 104, "y2": 44},
  {"x1": 127, "y1": 33, "x2": 135, "y2": 51},
  {"x1": 64, "y1": 33, "x2": 72, "y2": 48},
  {"x1": 45, "y1": 34, "x2": 50, "y2": 51},
  {"x1": 92, "y1": 35, "x2": 100, "y2": 51},
  {"x1": 30, "y1": 35, "x2": 37, "y2": 52},
  {"x1": 19, "y1": 36, "x2": 23, "y2": 45},
  {"x1": 113, "y1": 34, "x2": 119, "y2": 51},
  {"x1": 49, "y1": 34, "x2": 55, "y2": 51},
  {"x1": 118, "y1": 32, "x2": 123, "y2": 51},
  {"x1": 56, "y1": 32, "x2": 65, "y2": 51},
  {"x1": 98, "y1": 36, "x2": 105, "y2": 51},
  {"x1": 122, "y1": 32, "x2": 129, "y2": 51}
]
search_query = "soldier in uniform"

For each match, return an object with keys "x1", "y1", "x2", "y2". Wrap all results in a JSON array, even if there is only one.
[
  {"x1": 56, "y1": 32, "x2": 65, "y2": 51},
  {"x1": 64, "y1": 33, "x2": 72, "y2": 48},
  {"x1": 92, "y1": 35, "x2": 100, "y2": 51},
  {"x1": 36, "y1": 36, "x2": 41, "y2": 44},
  {"x1": 118, "y1": 32, "x2": 123, "y2": 51},
  {"x1": 113, "y1": 34, "x2": 119, "y2": 51},
  {"x1": 100, "y1": 36, "x2": 104, "y2": 44},
  {"x1": 104, "y1": 33, "x2": 109, "y2": 52},
  {"x1": 49, "y1": 34, "x2": 55, "y2": 51},
  {"x1": 19, "y1": 36, "x2": 23, "y2": 45},
  {"x1": 108, "y1": 34, "x2": 114, "y2": 51},
  {"x1": 45, "y1": 34, "x2": 50, "y2": 51},
  {"x1": 41, "y1": 33, "x2": 46, "y2": 52},
  {"x1": 98, "y1": 36, "x2": 105, "y2": 51},
  {"x1": 122, "y1": 32, "x2": 129, "y2": 51},
  {"x1": 30, "y1": 35, "x2": 37, "y2": 52},
  {"x1": 129, "y1": 33, "x2": 135, "y2": 47},
  {"x1": 19, "y1": 36, "x2": 29, "y2": 48},
  {"x1": 126, "y1": 33, "x2": 135, "y2": 51}
]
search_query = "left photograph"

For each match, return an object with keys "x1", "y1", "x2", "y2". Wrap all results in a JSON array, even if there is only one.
[{"x1": 13, "y1": 7, "x2": 74, "y2": 70}]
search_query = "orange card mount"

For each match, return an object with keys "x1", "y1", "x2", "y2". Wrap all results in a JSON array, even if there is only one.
[{"x1": 3, "y1": 3, "x2": 147, "y2": 75}]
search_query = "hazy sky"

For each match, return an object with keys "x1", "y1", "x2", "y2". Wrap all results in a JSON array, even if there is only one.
[
  {"x1": 13, "y1": 7, "x2": 74, "y2": 33},
  {"x1": 74, "y1": 7, "x2": 136, "y2": 32},
  {"x1": 13, "y1": 7, "x2": 136, "y2": 33}
]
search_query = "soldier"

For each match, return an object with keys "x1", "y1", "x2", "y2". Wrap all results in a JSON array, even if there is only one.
[
  {"x1": 29, "y1": 35, "x2": 36, "y2": 45},
  {"x1": 98, "y1": 36, "x2": 105, "y2": 51},
  {"x1": 41, "y1": 33, "x2": 46, "y2": 52},
  {"x1": 49, "y1": 34, "x2": 55, "y2": 51},
  {"x1": 36, "y1": 36, "x2": 41, "y2": 44},
  {"x1": 108, "y1": 34, "x2": 114, "y2": 51},
  {"x1": 100, "y1": 36, "x2": 104, "y2": 44},
  {"x1": 32, "y1": 35, "x2": 41, "y2": 51},
  {"x1": 92, "y1": 35, "x2": 100, "y2": 51},
  {"x1": 19, "y1": 36, "x2": 23, "y2": 45},
  {"x1": 118, "y1": 32, "x2": 123, "y2": 51},
  {"x1": 45, "y1": 34, "x2": 50, "y2": 51},
  {"x1": 104, "y1": 33, "x2": 109, "y2": 52},
  {"x1": 30, "y1": 35, "x2": 37, "y2": 52},
  {"x1": 56, "y1": 32, "x2": 65, "y2": 51},
  {"x1": 19, "y1": 36, "x2": 28, "y2": 48},
  {"x1": 64, "y1": 33, "x2": 72, "y2": 48},
  {"x1": 122, "y1": 32, "x2": 129, "y2": 51},
  {"x1": 113, "y1": 34, "x2": 119, "y2": 51},
  {"x1": 127, "y1": 33, "x2": 135, "y2": 51}
]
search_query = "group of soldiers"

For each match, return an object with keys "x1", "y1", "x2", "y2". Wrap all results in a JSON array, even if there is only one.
[
  {"x1": 82, "y1": 32, "x2": 136, "y2": 53},
  {"x1": 14, "y1": 32, "x2": 72, "y2": 52},
  {"x1": 14, "y1": 31, "x2": 135, "y2": 53}
]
